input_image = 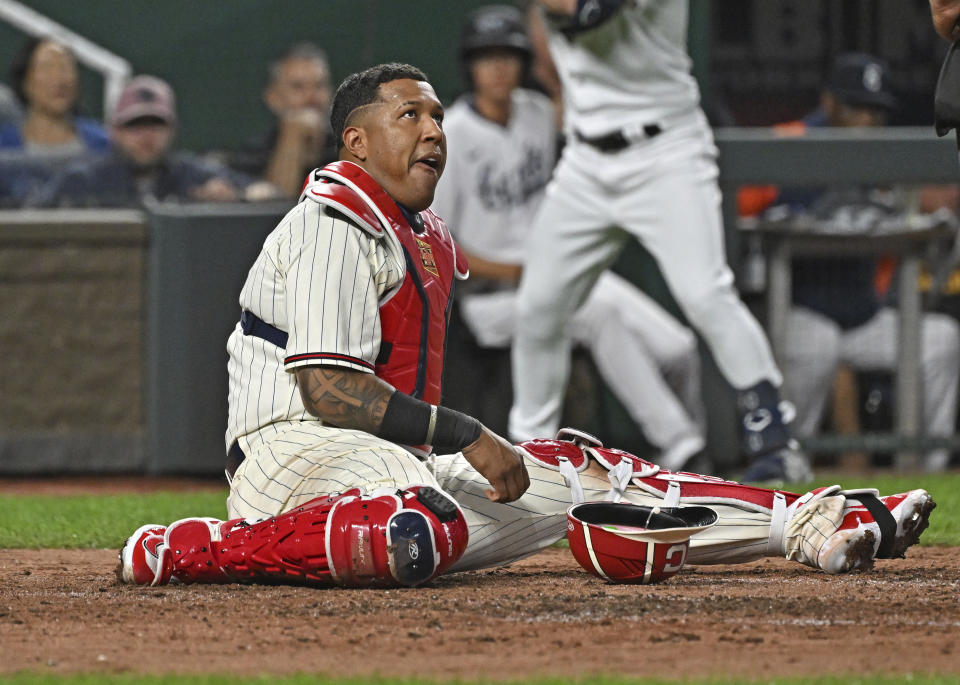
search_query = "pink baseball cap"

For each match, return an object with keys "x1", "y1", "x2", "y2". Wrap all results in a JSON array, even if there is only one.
[{"x1": 112, "y1": 75, "x2": 176, "y2": 126}]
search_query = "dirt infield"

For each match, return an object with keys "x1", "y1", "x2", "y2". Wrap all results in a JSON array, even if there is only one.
[{"x1": 2, "y1": 545, "x2": 958, "y2": 681}]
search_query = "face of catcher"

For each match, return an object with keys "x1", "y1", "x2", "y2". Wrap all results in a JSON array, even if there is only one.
[{"x1": 342, "y1": 78, "x2": 446, "y2": 212}]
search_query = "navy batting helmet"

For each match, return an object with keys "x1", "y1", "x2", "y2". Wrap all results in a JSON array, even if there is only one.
[{"x1": 460, "y1": 5, "x2": 532, "y2": 62}]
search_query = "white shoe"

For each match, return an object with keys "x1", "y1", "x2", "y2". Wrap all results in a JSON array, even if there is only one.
[{"x1": 816, "y1": 527, "x2": 877, "y2": 574}]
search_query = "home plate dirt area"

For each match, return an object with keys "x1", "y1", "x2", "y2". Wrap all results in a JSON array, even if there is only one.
[{"x1": 1, "y1": 545, "x2": 958, "y2": 681}]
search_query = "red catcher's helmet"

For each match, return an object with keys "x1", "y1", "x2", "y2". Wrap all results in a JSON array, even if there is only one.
[{"x1": 566, "y1": 502, "x2": 717, "y2": 584}]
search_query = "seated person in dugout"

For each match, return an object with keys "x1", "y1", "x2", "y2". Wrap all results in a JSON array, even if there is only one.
[
  {"x1": 739, "y1": 53, "x2": 960, "y2": 472},
  {"x1": 117, "y1": 62, "x2": 934, "y2": 589}
]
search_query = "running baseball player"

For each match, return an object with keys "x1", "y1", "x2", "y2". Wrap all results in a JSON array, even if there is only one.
[
  {"x1": 117, "y1": 63, "x2": 933, "y2": 590},
  {"x1": 432, "y1": 5, "x2": 706, "y2": 470},
  {"x1": 511, "y1": 0, "x2": 809, "y2": 483}
]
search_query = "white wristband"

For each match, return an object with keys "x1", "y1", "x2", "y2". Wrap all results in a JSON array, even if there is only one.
[{"x1": 424, "y1": 404, "x2": 438, "y2": 445}]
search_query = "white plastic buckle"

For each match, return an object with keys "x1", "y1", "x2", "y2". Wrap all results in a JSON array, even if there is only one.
[{"x1": 604, "y1": 461, "x2": 633, "y2": 503}]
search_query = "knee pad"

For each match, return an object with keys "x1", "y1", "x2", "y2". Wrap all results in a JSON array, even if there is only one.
[
  {"x1": 327, "y1": 485, "x2": 469, "y2": 587},
  {"x1": 164, "y1": 486, "x2": 468, "y2": 588}
]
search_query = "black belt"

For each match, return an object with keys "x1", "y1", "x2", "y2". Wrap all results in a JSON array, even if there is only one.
[
  {"x1": 226, "y1": 441, "x2": 245, "y2": 479},
  {"x1": 575, "y1": 124, "x2": 662, "y2": 153},
  {"x1": 240, "y1": 310, "x2": 288, "y2": 348}
]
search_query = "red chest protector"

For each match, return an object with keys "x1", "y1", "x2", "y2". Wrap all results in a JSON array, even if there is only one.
[{"x1": 301, "y1": 162, "x2": 468, "y2": 408}]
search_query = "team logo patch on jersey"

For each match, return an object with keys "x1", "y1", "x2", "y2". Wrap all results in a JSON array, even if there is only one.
[{"x1": 415, "y1": 236, "x2": 440, "y2": 277}]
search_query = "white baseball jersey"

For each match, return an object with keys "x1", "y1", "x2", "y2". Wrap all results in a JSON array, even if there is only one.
[
  {"x1": 432, "y1": 89, "x2": 556, "y2": 264},
  {"x1": 543, "y1": 1, "x2": 700, "y2": 137},
  {"x1": 225, "y1": 196, "x2": 406, "y2": 457}
]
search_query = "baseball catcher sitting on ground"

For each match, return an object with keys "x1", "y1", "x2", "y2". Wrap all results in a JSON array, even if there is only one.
[{"x1": 118, "y1": 63, "x2": 934, "y2": 589}]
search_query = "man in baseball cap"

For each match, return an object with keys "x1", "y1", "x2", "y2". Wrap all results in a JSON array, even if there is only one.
[
  {"x1": 822, "y1": 52, "x2": 898, "y2": 126},
  {"x1": 111, "y1": 75, "x2": 176, "y2": 129}
]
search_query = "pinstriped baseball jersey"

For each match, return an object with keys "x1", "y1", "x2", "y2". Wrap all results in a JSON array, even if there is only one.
[{"x1": 225, "y1": 195, "x2": 406, "y2": 456}]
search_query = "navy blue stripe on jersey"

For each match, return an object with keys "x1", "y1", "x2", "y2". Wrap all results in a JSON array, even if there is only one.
[{"x1": 284, "y1": 352, "x2": 375, "y2": 370}]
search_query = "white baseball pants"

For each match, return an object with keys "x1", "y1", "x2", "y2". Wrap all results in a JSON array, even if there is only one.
[
  {"x1": 461, "y1": 271, "x2": 705, "y2": 453},
  {"x1": 511, "y1": 113, "x2": 781, "y2": 442}
]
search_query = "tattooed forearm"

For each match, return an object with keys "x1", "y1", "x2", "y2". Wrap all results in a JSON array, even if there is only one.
[{"x1": 295, "y1": 366, "x2": 393, "y2": 432}]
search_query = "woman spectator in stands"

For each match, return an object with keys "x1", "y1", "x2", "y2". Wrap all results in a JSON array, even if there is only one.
[{"x1": 0, "y1": 37, "x2": 108, "y2": 155}]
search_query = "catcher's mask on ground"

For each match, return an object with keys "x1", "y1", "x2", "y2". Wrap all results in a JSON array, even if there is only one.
[{"x1": 566, "y1": 502, "x2": 717, "y2": 584}]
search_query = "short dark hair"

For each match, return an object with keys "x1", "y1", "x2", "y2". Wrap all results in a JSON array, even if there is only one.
[{"x1": 329, "y1": 63, "x2": 429, "y2": 150}]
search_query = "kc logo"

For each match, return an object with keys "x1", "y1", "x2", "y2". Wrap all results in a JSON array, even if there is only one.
[{"x1": 415, "y1": 237, "x2": 440, "y2": 277}]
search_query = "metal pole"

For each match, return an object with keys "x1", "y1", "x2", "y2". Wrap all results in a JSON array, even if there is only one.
[
  {"x1": 894, "y1": 254, "x2": 923, "y2": 470},
  {"x1": 766, "y1": 236, "x2": 791, "y2": 364}
]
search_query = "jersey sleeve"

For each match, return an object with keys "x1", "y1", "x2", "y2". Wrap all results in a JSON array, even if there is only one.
[{"x1": 282, "y1": 203, "x2": 383, "y2": 374}]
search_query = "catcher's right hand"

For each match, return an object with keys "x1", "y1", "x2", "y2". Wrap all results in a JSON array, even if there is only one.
[{"x1": 461, "y1": 426, "x2": 530, "y2": 503}]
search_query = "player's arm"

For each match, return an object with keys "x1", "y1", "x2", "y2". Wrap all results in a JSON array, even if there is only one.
[
  {"x1": 931, "y1": 0, "x2": 960, "y2": 40},
  {"x1": 461, "y1": 247, "x2": 522, "y2": 284},
  {"x1": 295, "y1": 365, "x2": 395, "y2": 434},
  {"x1": 295, "y1": 365, "x2": 530, "y2": 503}
]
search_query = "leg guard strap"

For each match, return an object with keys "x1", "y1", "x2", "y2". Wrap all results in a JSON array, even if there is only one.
[
  {"x1": 766, "y1": 491, "x2": 788, "y2": 556},
  {"x1": 842, "y1": 489, "x2": 897, "y2": 558}
]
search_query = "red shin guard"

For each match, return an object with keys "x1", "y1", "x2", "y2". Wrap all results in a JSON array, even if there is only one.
[{"x1": 158, "y1": 486, "x2": 468, "y2": 588}]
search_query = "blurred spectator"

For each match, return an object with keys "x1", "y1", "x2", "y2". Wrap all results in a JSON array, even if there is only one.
[
  {"x1": 0, "y1": 82, "x2": 22, "y2": 127},
  {"x1": 432, "y1": 5, "x2": 707, "y2": 469},
  {"x1": 742, "y1": 53, "x2": 960, "y2": 471},
  {"x1": 0, "y1": 38, "x2": 107, "y2": 155},
  {"x1": 224, "y1": 42, "x2": 336, "y2": 197},
  {"x1": 0, "y1": 38, "x2": 109, "y2": 207},
  {"x1": 33, "y1": 75, "x2": 271, "y2": 208}
]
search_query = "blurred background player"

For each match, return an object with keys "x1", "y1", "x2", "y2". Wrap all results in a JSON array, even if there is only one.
[
  {"x1": 432, "y1": 5, "x2": 706, "y2": 472},
  {"x1": 511, "y1": 0, "x2": 807, "y2": 482},
  {"x1": 740, "y1": 53, "x2": 960, "y2": 472},
  {"x1": 225, "y1": 42, "x2": 337, "y2": 198},
  {"x1": 34, "y1": 75, "x2": 268, "y2": 207}
]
